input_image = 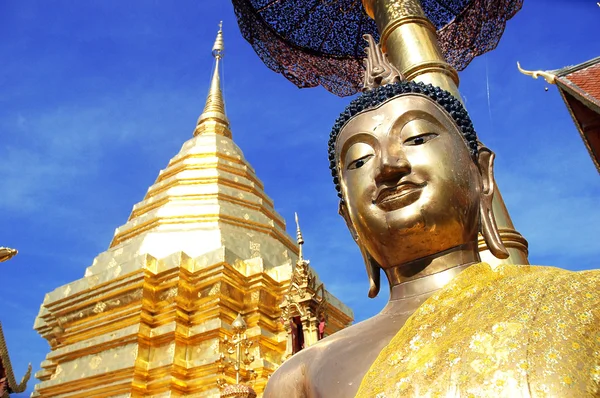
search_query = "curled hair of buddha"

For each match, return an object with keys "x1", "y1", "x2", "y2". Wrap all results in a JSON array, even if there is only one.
[{"x1": 327, "y1": 81, "x2": 479, "y2": 199}]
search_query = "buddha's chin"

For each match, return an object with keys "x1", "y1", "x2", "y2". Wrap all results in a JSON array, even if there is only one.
[{"x1": 381, "y1": 194, "x2": 428, "y2": 226}]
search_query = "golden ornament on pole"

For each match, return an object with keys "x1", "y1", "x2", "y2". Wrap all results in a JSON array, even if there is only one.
[
  {"x1": 0, "y1": 247, "x2": 17, "y2": 263},
  {"x1": 218, "y1": 314, "x2": 257, "y2": 398}
]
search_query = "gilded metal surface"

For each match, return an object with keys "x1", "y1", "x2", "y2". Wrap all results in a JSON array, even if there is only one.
[
  {"x1": 359, "y1": 0, "x2": 529, "y2": 267},
  {"x1": 362, "y1": 34, "x2": 402, "y2": 91},
  {"x1": 263, "y1": 91, "x2": 535, "y2": 397},
  {"x1": 31, "y1": 23, "x2": 353, "y2": 398},
  {"x1": 517, "y1": 61, "x2": 558, "y2": 85},
  {"x1": 357, "y1": 263, "x2": 600, "y2": 397},
  {"x1": 363, "y1": 0, "x2": 461, "y2": 100},
  {"x1": 0, "y1": 247, "x2": 17, "y2": 263},
  {"x1": 0, "y1": 322, "x2": 32, "y2": 397},
  {"x1": 338, "y1": 96, "x2": 493, "y2": 264},
  {"x1": 217, "y1": 313, "x2": 256, "y2": 388},
  {"x1": 196, "y1": 22, "x2": 231, "y2": 138}
]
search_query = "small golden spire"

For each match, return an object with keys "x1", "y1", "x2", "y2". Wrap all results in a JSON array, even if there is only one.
[
  {"x1": 213, "y1": 21, "x2": 224, "y2": 59},
  {"x1": 295, "y1": 212, "x2": 304, "y2": 261},
  {"x1": 195, "y1": 21, "x2": 231, "y2": 138}
]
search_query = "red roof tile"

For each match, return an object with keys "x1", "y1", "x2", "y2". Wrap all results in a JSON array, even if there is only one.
[{"x1": 558, "y1": 61, "x2": 600, "y2": 109}]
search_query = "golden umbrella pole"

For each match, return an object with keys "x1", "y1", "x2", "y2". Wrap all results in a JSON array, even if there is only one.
[{"x1": 362, "y1": 0, "x2": 529, "y2": 265}]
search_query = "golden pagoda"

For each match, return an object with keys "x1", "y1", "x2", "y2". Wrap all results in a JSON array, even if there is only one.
[{"x1": 31, "y1": 23, "x2": 352, "y2": 398}]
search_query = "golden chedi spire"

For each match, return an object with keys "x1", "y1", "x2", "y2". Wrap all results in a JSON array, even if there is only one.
[
  {"x1": 195, "y1": 21, "x2": 231, "y2": 138},
  {"x1": 294, "y1": 212, "x2": 304, "y2": 261}
]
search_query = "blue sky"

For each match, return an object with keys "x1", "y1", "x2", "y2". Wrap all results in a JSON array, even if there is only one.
[{"x1": 1, "y1": 1, "x2": 598, "y2": 395}]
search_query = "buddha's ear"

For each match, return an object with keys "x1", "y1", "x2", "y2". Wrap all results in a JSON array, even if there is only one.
[
  {"x1": 476, "y1": 147, "x2": 509, "y2": 259},
  {"x1": 339, "y1": 202, "x2": 381, "y2": 298}
]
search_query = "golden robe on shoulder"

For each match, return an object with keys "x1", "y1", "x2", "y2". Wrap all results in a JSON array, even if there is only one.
[{"x1": 356, "y1": 263, "x2": 600, "y2": 398}]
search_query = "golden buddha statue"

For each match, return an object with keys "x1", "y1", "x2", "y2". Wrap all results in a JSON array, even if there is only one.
[{"x1": 264, "y1": 37, "x2": 600, "y2": 397}]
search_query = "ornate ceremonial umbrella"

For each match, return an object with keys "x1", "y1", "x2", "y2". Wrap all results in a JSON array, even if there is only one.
[
  {"x1": 232, "y1": 0, "x2": 523, "y2": 97},
  {"x1": 231, "y1": 0, "x2": 530, "y2": 267}
]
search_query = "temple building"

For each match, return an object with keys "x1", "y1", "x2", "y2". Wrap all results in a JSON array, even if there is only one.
[
  {"x1": 519, "y1": 57, "x2": 600, "y2": 172},
  {"x1": 1, "y1": 247, "x2": 32, "y2": 398},
  {"x1": 31, "y1": 24, "x2": 352, "y2": 397},
  {"x1": 1, "y1": 322, "x2": 32, "y2": 398}
]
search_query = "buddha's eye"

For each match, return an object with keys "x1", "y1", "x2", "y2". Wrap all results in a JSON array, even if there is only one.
[
  {"x1": 404, "y1": 133, "x2": 438, "y2": 146},
  {"x1": 347, "y1": 154, "x2": 374, "y2": 170}
]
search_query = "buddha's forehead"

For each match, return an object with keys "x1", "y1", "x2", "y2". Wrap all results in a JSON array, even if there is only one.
[{"x1": 335, "y1": 94, "x2": 449, "y2": 157}]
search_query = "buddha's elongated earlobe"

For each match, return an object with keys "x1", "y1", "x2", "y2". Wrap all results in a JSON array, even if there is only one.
[
  {"x1": 360, "y1": 244, "x2": 381, "y2": 298},
  {"x1": 477, "y1": 147, "x2": 509, "y2": 259},
  {"x1": 339, "y1": 202, "x2": 381, "y2": 298}
]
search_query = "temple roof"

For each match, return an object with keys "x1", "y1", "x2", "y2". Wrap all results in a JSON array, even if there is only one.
[
  {"x1": 554, "y1": 56, "x2": 600, "y2": 109},
  {"x1": 0, "y1": 322, "x2": 32, "y2": 397},
  {"x1": 519, "y1": 57, "x2": 600, "y2": 172},
  {"x1": 0, "y1": 250, "x2": 31, "y2": 397}
]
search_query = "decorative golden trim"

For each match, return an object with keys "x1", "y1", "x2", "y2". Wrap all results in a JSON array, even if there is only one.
[
  {"x1": 362, "y1": 34, "x2": 402, "y2": 91},
  {"x1": 517, "y1": 62, "x2": 557, "y2": 85},
  {"x1": 111, "y1": 213, "x2": 298, "y2": 254},
  {"x1": 0, "y1": 322, "x2": 32, "y2": 396},
  {"x1": 403, "y1": 60, "x2": 460, "y2": 86},
  {"x1": 380, "y1": 15, "x2": 436, "y2": 53}
]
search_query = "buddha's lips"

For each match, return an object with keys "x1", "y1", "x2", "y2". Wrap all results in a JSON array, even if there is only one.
[{"x1": 375, "y1": 181, "x2": 426, "y2": 207}]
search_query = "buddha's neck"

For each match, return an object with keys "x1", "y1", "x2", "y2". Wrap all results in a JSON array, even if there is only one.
[{"x1": 385, "y1": 242, "x2": 480, "y2": 301}]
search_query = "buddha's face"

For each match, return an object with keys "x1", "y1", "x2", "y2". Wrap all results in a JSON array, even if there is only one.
[{"x1": 336, "y1": 94, "x2": 482, "y2": 269}]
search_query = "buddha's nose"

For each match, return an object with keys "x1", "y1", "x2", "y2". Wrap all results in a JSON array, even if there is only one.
[{"x1": 375, "y1": 149, "x2": 411, "y2": 185}]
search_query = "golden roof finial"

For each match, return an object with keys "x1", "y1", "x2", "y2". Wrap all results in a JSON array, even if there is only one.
[
  {"x1": 0, "y1": 247, "x2": 18, "y2": 263},
  {"x1": 295, "y1": 212, "x2": 304, "y2": 261},
  {"x1": 195, "y1": 21, "x2": 231, "y2": 138},
  {"x1": 517, "y1": 61, "x2": 557, "y2": 85}
]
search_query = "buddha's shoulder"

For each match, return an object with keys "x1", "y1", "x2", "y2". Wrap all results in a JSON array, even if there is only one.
[
  {"x1": 274, "y1": 315, "x2": 390, "y2": 372},
  {"x1": 263, "y1": 330, "x2": 350, "y2": 397},
  {"x1": 265, "y1": 314, "x2": 399, "y2": 396}
]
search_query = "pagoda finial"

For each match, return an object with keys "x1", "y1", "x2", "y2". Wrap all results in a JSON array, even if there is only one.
[
  {"x1": 213, "y1": 21, "x2": 224, "y2": 59},
  {"x1": 295, "y1": 212, "x2": 304, "y2": 261},
  {"x1": 195, "y1": 21, "x2": 231, "y2": 138}
]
